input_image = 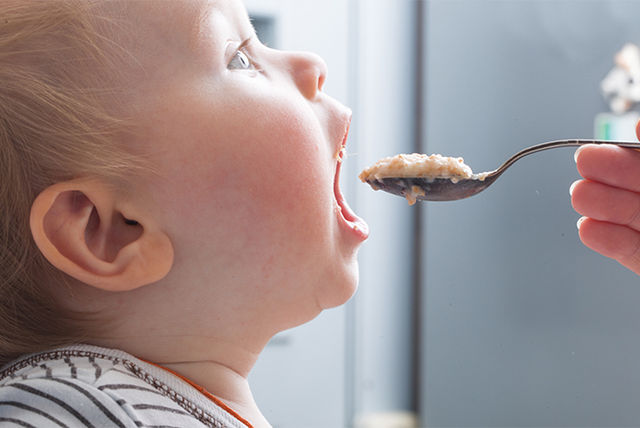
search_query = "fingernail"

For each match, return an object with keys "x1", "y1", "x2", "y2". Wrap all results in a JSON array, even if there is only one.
[
  {"x1": 577, "y1": 216, "x2": 587, "y2": 230},
  {"x1": 569, "y1": 180, "x2": 580, "y2": 196},
  {"x1": 574, "y1": 146, "x2": 584, "y2": 163}
]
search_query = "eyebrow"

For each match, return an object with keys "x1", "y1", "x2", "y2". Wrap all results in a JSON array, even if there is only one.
[{"x1": 192, "y1": 3, "x2": 212, "y2": 51}]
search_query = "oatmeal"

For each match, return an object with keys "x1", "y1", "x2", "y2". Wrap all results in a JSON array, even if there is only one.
[
  {"x1": 405, "y1": 185, "x2": 426, "y2": 205},
  {"x1": 359, "y1": 153, "x2": 489, "y2": 205},
  {"x1": 359, "y1": 153, "x2": 478, "y2": 182}
]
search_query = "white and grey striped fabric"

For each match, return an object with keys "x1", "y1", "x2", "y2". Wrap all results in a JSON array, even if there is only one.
[{"x1": 0, "y1": 344, "x2": 250, "y2": 428}]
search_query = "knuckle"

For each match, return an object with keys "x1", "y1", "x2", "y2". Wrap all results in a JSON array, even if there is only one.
[
  {"x1": 620, "y1": 230, "x2": 640, "y2": 267},
  {"x1": 624, "y1": 198, "x2": 640, "y2": 229}
]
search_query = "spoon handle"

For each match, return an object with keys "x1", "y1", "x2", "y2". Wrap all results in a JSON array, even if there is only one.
[{"x1": 495, "y1": 139, "x2": 640, "y2": 175}]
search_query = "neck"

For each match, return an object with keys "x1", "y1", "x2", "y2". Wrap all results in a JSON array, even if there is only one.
[{"x1": 162, "y1": 358, "x2": 270, "y2": 428}]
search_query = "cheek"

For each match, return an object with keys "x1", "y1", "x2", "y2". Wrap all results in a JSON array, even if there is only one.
[
  {"x1": 239, "y1": 115, "x2": 332, "y2": 240},
  {"x1": 248, "y1": 128, "x2": 326, "y2": 211},
  {"x1": 230, "y1": 102, "x2": 329, "y2": 205},
  {"x1": 165, "y1": 101, "x2": 332, "y2": 254}
]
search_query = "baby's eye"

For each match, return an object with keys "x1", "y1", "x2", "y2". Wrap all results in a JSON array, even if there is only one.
[{"x1": 228, "y1": 50, "x2": 254, "y2": 70}]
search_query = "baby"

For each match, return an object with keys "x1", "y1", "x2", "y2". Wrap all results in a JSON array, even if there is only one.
[
  {"x1": 572, "y1": 122, "x2": 640, "y2": 276},
  {"x1": 0, "y1": 1, "x2": 368, "y2": 427}
]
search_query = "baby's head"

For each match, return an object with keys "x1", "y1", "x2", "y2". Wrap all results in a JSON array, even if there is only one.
[{"x1": 1, "y1": 0, "x2": 368, "y2": 365}]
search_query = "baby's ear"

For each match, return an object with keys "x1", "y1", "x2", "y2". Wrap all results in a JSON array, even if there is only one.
[{"x1": 29, "y1": 178, "x2": 174, "y2": 291}]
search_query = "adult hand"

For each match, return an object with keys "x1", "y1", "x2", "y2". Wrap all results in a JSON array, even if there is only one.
[{"x1": 571, "y1": 120, "x2": 640, "y2": 275}]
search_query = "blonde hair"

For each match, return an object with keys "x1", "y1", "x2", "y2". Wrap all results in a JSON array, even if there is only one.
[{"x1": 0, "y1": 0, "x2": 147, "y2": 367}]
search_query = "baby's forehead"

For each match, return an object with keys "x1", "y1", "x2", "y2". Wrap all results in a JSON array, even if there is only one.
[
  {"x1": 106, "y1": 0, "x2": 204, "y2": 55},
  {"x1": 100, "y1": 0, "x2": 248, "y2": 75},
  {"x1": 90, "y1": 0, "x2": 201, "y2": 89}
]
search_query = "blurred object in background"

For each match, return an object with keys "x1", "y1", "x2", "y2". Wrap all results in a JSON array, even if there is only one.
[
  {"x1": 246, "y1": 1, "x2": 419, "y2": 427},
  {"x1": 353, "y1": 411, "x2": 419, "y2": 428},
  {"x1": 596, "y1": 43, "x2": 640, "y2": 141},
  {"x1": 594, "y1": 111, "x2": 639, "y2": 141},
  {"x1": 600, "y1": 43, "x2": 640, "y2": 114}
]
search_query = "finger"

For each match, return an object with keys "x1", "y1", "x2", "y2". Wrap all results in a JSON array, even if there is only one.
[
  {"x1": 575, "y1": 144, "x2": 640, "y2": 193},
  {"x1": 571, "y1": 179, "x2": 640, "y2": 231},
  {"x1": 578, "y1": 217, "x2": 640, "y2": 276},
  {"x1": 636, "y1": 119, "x2": 640, "y2": 141}
]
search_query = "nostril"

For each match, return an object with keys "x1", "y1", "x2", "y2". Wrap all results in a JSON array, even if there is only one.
[
  {"x1": 315, "y1": 55, "x2": 328, "y2": 92},
  {"x1": 318, "y1": 71, "x2": 326, "y2": 92}
]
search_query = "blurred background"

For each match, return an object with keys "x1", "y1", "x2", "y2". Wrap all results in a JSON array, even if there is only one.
[{"x1": 243, "y1": 1, "x2": 640, "y2": 427}]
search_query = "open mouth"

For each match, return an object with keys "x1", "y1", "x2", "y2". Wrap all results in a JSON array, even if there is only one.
[{"x1": 334, "y1": 124, "x2": 369, "y2": 240}]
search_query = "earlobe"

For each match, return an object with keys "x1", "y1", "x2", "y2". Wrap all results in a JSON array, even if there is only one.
[{"x1": 30, "y1": 179, "x2": 174, "y2": 291}]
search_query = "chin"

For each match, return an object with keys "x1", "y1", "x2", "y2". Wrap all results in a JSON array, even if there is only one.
[{"x1": 317, "y1": 259, "x2": 360, "y2": 310}]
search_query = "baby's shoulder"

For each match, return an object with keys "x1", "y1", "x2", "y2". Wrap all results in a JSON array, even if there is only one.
[{"x1": 0, "y1": 345, "x2": 215, "y2": 427}]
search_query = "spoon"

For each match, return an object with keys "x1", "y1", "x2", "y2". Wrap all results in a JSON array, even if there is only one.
[{"x1": 363, "y1": 139, "x2": 640, "y2": 202}]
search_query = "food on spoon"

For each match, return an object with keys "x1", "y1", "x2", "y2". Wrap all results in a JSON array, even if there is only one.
[
  {"x1": 405, "y1": 185, "x2": 426, "y2": 205},
  {"x1": 359, "y1": 153, "x2": 488, "y2": 205},
  {"x1": 359, "y1": 153, "x2": 473, "y2": 182}
]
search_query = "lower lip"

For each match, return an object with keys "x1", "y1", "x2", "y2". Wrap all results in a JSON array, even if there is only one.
[{"x1": 334, "y1": 157, "x2": 369, "y2": 241}]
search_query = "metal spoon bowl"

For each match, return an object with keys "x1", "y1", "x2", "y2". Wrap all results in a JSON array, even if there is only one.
[{"x1": 364, "y1": 139, "x2": 640, "y2": 202}]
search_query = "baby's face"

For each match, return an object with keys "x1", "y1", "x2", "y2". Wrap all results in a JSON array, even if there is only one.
[{"x1": 123, "y1": 0, "x2": 368, "y2": 327}]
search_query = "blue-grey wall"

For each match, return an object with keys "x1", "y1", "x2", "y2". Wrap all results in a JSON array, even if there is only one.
[{"x1": 421, "y1": 1, "x2": 640, "y2": 427}]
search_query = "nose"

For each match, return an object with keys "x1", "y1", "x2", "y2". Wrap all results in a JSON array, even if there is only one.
[{"x1": 288, "y1": 51, "x2": 328, "y2": 100}]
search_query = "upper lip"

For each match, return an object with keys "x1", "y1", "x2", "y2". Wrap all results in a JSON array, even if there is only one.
[
  {"x1": 332, "y1": 110, "x2": 351, "y2": 199},
  {"x1": 335, "y1": 109, "x2": 352, "y2": 162}
]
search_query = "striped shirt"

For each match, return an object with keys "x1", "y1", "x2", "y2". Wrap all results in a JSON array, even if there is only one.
[{"x1": 0, "y1": 344, "x2": 251, "y2": 428}]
